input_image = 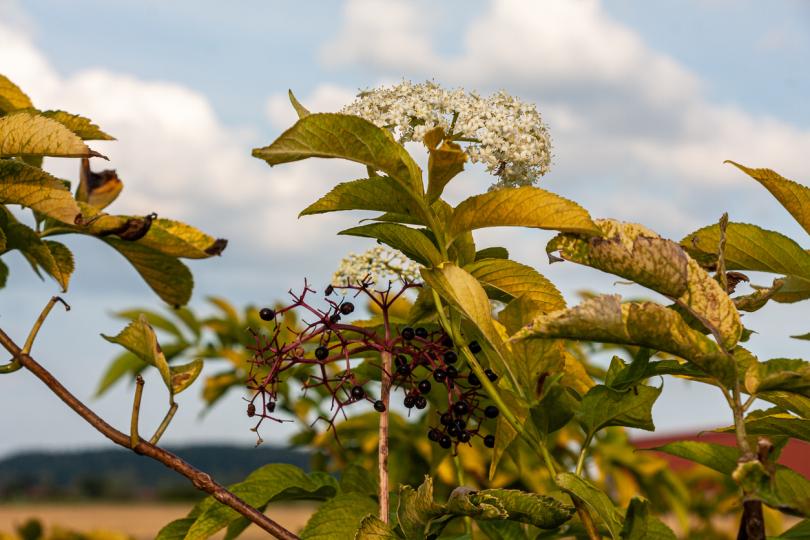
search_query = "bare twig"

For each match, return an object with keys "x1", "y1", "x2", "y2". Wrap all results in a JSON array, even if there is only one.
[
  {"x1": 130, "y1": 375, "x2": 144, "y2": 448},
  {"x1": 0, "y1": 296, "x2": 69, "y2": 374},
  {"x1": 150, "y1": 401, "x2": 178, "y2": 445},
  {"x1": 0, "y1": 327, "x2": 300, "y2": 540},
  {"x1": 379, "y1": 350, "x2": 392, "y2": 523}
]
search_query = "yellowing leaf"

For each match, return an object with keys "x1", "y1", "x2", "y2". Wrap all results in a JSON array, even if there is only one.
[
  {"x1": 578, "y1": 383, "x2": 662, "y2": 438},
  {"x1": 551, "y1": 219, "x2": 742, "y2": 349},
  {"x1": 727, "y1": 161, "x2": 810, "y2": 237},
  {"x1": 339, "y1": 223, "x2": 441, "y2": 267},
  {"x1": 140, "y1": 218, "x2": 227, "y2": 259},
  {"x1": 0, "y1": 111, "x2": 104, "y2": 158},
  {"x1": 0, "y1": 74, "x2": 33, "y2": 112},
  {"x1": 555, "y1": 473, "x2": 624, "y2": 539},
  {"x1": 0, "y1": 160, "x2": 82, "y2": 224},
  {"x1": 515, "y1": 295, "x2": 735, "y2": 382},
  {"x1": 448, "y1": 186, "x2": 600, "y2": 241},
  {"x1": 287, "y1": 89, "x2": 311, "y2": 119},
  {"x1": 466, "y1": 258, "x2": 565, "y2": 312},
  {"x1": 426, "y1": 140, "x2": 466, "y2": 202},
  {"x1": 5, "y1": 223, "x2": 74, "y2": 290},
  {"x1": 102, "y1": 314, "x2": 172, "y2": 391},
  {"x1": 169, "y1": 358, "x2": 203, "y2": 394},
  {"x1": 252, "y1": 113, "x2": 424, "y2": 196},
  {"x1": 40, "y1": 110, "x2": 115, "y2": 140}
]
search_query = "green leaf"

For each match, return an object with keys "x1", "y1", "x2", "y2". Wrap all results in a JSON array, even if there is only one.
[
  {"x1": 185, "y1": 465, "x2": 338, "y2": 540},
  {"x1": 447, "y1": 186, "x2": 600, "y2": 241},
  {"x1": 760, "y1": 391, "x2": 810, "y2": 418},
  {"x1": 5, "y1": 222, "x2": 73, "y2": 290},
  {"x1": 340, "y1": 463, "x2": 379, "y2": 498},
  {"x1": 733, "y1": 410, "x2": 810, "y2": 444},
  {"x1": 397, "y1": 476, "x2": 445, "y2": 540},
  {"x1": 514, "y1": 295, "x2": 735, "y2": 383},
  {"x1": 555, "y1": 473, "x2": 623, "y2": 539},
  {"x1": 682, "y1": 222, "x2": 810, "y2": 304},
  {"x1": 252, "y1": 113, "x2": 423, "y2": 196},
  {"x1": 734, "y1": 278, "x2": 784, "y2": 312},
  {"x1": 746, "y1": 358, "x2": 810, "y2": 397},
  {"x1": 551, "y1": 219, "x2": 742, "y2": 349},
  {"x1": 476, "y1": 489, "x2": 575, "y2": 529},
  {"x1": 355, "y1": 515, "x2": 400, "y2": 539},
  {"x1": 0, "y1": 258, "x2": 8, "y2": 289},
  {"x1": 288, "y1": 89, "x2": 311, "y2": 118},
  {"x1": 95, "y1": 352, "x2": 144, "y2": 397},
  {"x1": 0, "y1": 74, "x2": 33, "y2": 112},
  {"x1": 578, "y1": 384, "x2": 661, "y2": 438},
  {"x1": 651, "y1": 441, "x2": 738, "y2": 474},
  {"x1": 158, "y1": 464, "x2": 338, "y2": 540},
  {"x1": 427, "y1": 140, "x2": 466, "y2": 202},
  {"x1": 339, "y1": 223, "x2": 441, "y2": 267},
  {"x1": 105, "y1": 238, "x2": 193, "y2": 306},
  {"x1": 726, "y1": 161, "x2": 810, "y2": 237},
  {"x1": 0, "y1": 161, "x2": 82, "y2": 224},
  {"x1": 475, "y1": 247, "x2": 509, "y2": 261},
  {"x1": 475, "y1": 521, "x2": 527, "y2": 540},
  {"x1": 465, "y1": 258, "x2": 565, "y2": 312},
  {"x1": 300, "y1": 493, "x2": 378, "y2": 540},
  {"x1": 733, "y1": 460, "x2": 810, "y2": 515},
  {"x1": 114, "y1": 309, "x2": 185, "y2": 340},
  {"x1": 301, "y1": 176, "x2": 424, "y2": 222},
  {"x1": 40, "y1": 110, "x2": 114, "y2": 140},
  {"x1": 0, "y1": 111, "x2": 104, "y2": 158},
  {"x1": 620, "y1": 497, "x2": 676, "y2": 540},
  {"x1": 776, "y1": 519, "x2": 810, "y2": 538},
  {"x1": 490, "y1": 389, "x2": 530, "y2": 480},
  {"x1": 102, "y1": 314, "x2": 173, "y2": 393}
]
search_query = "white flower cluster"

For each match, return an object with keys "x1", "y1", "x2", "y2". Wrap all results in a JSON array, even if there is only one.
[
  {"x1": 341, "y1": 80, "x2": 552, "y2": 188},
  {"x1": 332, "y1": 245, "x2": 422, "y2": 286}
]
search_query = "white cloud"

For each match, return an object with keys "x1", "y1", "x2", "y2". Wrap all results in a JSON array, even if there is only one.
[{"x1": 321, "y1": 0, "x2": 810, "y2": 235}]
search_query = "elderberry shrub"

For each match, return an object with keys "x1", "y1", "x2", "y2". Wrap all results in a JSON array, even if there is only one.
[{"x1": 244, "y1": 279, "x2": 499, "y2": 451}]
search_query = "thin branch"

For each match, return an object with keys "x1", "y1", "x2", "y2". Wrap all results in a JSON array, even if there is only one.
[
  {"x1": 131, "y1": 375, "x2": 144, "y2": 448},
  {"x1": 0, "y1": 327, "x2": 300, "y2": 540},
  {"x1": 150, "y1": 401, "x2": 178, "y2": 445},
  {"x1": 1, "y1": 296, "x2": 69, "y2": 374}
]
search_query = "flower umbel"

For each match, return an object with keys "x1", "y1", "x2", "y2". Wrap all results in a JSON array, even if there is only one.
[
  {"x1": 341, "y1": 80, "x2": 552, "y2": 188},
  {"x1": 332, "y1": 245, "x2": 422, "y2": 286}
]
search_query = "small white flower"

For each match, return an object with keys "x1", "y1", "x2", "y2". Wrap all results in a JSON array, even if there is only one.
[
  {"x1": 341, "y1": 81, "x2": 552, "y2": 188},
  {"x1": 332, "y1": 245, "x2": 422, "y2": 286}
]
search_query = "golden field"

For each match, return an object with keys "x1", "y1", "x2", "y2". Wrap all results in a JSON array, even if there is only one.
[{"x1": 0, "y1": 503, "x2": 315, "y2": 539}]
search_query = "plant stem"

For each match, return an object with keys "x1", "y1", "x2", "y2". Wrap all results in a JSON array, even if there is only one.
[
  {"x1": 574, "y1": 500, "x2": 601, "y2": 540},
  {"x1": 379, "y1": 351, "x2": 392, "y2": 523},
  {"x1": 454, "y1": 454, "x2": 473, "y2": 537},
  {"x1": 150, "y1": 401, "x2": 178, "y2": 445},
  {"x1": 0, "y1": 327, "x2": 300, "y2": 540},
  {"x1": 575, "y1": 434, "x2": 593, "y2": 477},
  {"x1": 130, "y1": 375, "x2": 144, "y2": 448},
  {"x1": 0, "y1": 296, "x2": 69, "y2": 374}
]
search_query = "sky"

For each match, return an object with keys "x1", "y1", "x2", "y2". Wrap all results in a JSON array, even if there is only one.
[{"x1": 0, "y1": 0, "x2": 809, "y2": 458}]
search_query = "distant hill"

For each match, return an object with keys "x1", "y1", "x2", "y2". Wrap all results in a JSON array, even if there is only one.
[{"x1": 0, "y1": 445, "x2": 311, "y2": 501}]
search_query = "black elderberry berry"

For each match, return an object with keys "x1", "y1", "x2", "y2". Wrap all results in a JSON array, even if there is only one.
[
  {"x1": 351, "y1": 386, "x2": 365, "y2": 400},
  {"x1": 467, "y1": 373, "x2": 481, "y2": 386},
  {"x1": 468, "y1": 341, "x2": 482, "y2": 354},
  {"x1": 433, "y1": 369, "x2": 447, "y2": 383},
  {"x1": 441, "y1": 336, "x2": 454, "y2": 348},
  {"x1": 439, "y1": 435, "x2": 452, "y2": 449},
  {"x1": 259, "y1": 308, "x2": 275, "y2": 321},
  {"x1": 447, "y1": 424, "x2": 460, "y2": 437},
  {"x1": 415, "y1": 327, "x2": 428, "y2": 339},
  {"x1": 452, "y1": 401, "x2": 470, "y2": 416},
  {"x1": 397, "y1": 364, "x2": 411, "y2": 376},
  {"x1": 315, "y1": 346, "x2": 329, "y2": 360},
  {"x1": 485, "y1": 369, "x2": 498, "y2": 382},
  {"x1": 404, "y1": 395, "x2": 416, "y2": 408},
  {"x1": 339, "y1": 302, "x2": 354, "y2": 315},
  {"x1": 325, "y1": 284, "x2": 334, "y2": 296},
  {"x1": 374, "y1": 400, "x2": 386, "y2": 412},
  {"x1": 417, "y1": 380, "x2": 432, "y2": 394},
  {"x1": 446, "y1": 366, "x2": 458, "y2": 379},
  {"x1": 440, "y1": 412, "x2": 453, "y2": 425},
  {"x1": 428, "y1": 429, "x2": 440, "y2": 442},
  {"x1": 267, "y1": 401, "x2": 276, "y2": 413},
  {"x1": 453, "y1": 418, "x2": 466, "y2": 431},
  {"x1": 458, "y1": 431, "x2": 471, "y2": 443},
  {"x1": 415, "y1": 396, "x2": 427, "y2": 409},
  {"x1": 485, "y1": 405, "x2": 499, "y2": 418},
  {"x1": 330, "y1": 313, "x2": 341, "y2": 324},
  {"x1": 402, "y1": 327, "x2": 415, "y2": 340},
  {"x1": 247, "y1": 403, "x2": 256, "y2": 417},
  {"x1": 484, "y1": 434, "x2": 496, "y2": 448},
  {"x1": 395, "y1": 354, "x2": 407, "y2": 367},
  {"x1": 443, "y1": 351, "x2": 457, "y2": 364}
]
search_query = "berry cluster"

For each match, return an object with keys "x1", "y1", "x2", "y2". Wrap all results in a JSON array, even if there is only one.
[{"x1": 244, "y1": 279, "x2": 499, "y2": 451}]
